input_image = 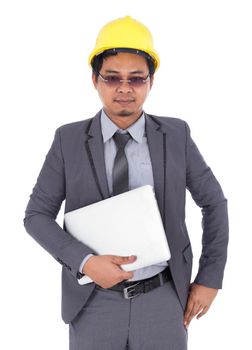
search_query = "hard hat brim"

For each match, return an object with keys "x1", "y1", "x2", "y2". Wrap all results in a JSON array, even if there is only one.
[{"x1": 88, "y1": 47, "x2": 160, "y2": 71}]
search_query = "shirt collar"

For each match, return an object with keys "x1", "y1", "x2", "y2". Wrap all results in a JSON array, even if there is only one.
[{"x1": 101, "y1": 109, "x2": 145, "y2": 144}]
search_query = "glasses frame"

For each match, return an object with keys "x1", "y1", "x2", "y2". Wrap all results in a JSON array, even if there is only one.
[{"x1": 97, "y1": 72, "x2": 150, "y2": 87}]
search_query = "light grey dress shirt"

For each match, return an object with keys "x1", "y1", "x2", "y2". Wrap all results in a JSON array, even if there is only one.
[{"x1": 80, "y1": 110, "x2": 168, "y2": 281}]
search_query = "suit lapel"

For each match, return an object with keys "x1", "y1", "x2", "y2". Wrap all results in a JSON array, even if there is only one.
[
  {"x1": 85, "y1": 112, "x2": 167, "y2": 211},
  {"x1": 145, "y1": 114, "x2": 166, "y2": 222},
  {"x1": 86, "y1": 111, "x2": 110, "y2": 200}
]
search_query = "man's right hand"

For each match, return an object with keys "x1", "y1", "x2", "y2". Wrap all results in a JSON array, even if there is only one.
[{"x1": 82, "y1": 255, "x2": 137, "y2": 289}]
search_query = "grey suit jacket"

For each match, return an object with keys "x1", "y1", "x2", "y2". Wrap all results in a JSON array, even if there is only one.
[{"x1": 24, "y1": 111, "x2": 228, "y2": 324}]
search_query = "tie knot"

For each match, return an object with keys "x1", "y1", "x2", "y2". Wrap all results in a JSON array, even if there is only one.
[{"x1": 113, "y1": 132, "x2": 131, "y2": 149}]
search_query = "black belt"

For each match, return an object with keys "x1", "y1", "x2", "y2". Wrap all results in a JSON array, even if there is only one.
[{"x1": 108, "y1": 267, "x2": 172, "y2": 299}]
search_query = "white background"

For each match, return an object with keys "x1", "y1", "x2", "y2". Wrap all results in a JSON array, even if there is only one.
[{"x1": 0, "y1": 0, "x2": 251, "y2": 348}]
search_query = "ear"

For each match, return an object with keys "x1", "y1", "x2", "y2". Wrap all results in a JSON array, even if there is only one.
[
  {"x1": 92, "y1": 72, "x2": 98, "y2": 89},
  {"x1": 149, "y1": 75, "x2": 154, "y2": 90}
]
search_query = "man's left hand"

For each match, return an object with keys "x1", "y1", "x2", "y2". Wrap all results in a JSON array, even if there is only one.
[{"x1": 184, "y1": 283, "x2": 218, "y2": 328}]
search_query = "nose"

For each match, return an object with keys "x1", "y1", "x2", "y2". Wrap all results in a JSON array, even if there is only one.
[{"x1": 117, "y1": 81, "x2": 133, "y2": 93}]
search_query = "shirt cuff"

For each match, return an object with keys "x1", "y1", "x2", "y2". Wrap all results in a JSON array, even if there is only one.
[{"x1": 79, "y1": 254, "x2": 95, "y2": 273}]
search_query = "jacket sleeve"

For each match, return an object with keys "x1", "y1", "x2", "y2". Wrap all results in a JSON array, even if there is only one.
[
  {"x1": 23, "y1": 127, "x2": 95, "y2": 279},
  {"x1": 185, "y1": 121, "x2": 229, "y2": 289}
]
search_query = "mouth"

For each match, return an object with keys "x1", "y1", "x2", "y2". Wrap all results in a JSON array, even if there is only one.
[{"x1": 114, "y1": 99, "x2": 135, "y2": 107}]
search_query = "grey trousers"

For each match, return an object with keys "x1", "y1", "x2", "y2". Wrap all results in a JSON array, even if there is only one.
[{"x1": 69, "y1": 280, "x2": 187, "y2": 350}]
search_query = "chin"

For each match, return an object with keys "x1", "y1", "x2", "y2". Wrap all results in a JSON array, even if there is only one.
[{"x1": 117, "y1": 110, "x2": 134, "y2": 117}]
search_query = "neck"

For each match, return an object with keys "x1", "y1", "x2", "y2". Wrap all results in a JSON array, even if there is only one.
[{"x1": 104, "y1": 110, "x2": 143, "y2": 130}]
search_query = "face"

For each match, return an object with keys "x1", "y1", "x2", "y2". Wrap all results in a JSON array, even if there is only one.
[{"x1": 92, "y1": 52, "x2": 154, "y2": 129}]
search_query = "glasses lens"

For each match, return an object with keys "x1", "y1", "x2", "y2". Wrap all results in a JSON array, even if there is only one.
[
  {"x1": 104, "y1": 76, "x2": 121, "y2": 87},
  {"x1": 129, "y1": 77, "x2": 148, "y2": 87},
  {"x1": 100, "y1": 74, "x2": 149, "y2": 87}
]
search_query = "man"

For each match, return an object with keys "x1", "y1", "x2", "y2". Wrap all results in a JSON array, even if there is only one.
[{"x1": 24, "y1": 16, "x2": 229, "y2": 349}]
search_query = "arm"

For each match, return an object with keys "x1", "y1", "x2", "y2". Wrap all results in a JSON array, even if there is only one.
[
  {"x1": 24, "y1": 127, "x2": 137, "y2": 285},
  {"x1": 183, "y1": 122, "x2": 229, "y2": 326},
  {"x1": 23, "y1": 128, "x2": 95, "y2": 280}
]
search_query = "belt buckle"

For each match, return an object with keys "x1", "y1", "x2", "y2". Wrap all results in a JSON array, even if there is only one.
[{"x1": 123, "y1": 282, "x2": 141, "y2": 299}]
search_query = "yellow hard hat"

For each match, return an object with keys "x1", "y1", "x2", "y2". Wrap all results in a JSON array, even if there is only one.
[{"x1": 88, "y1": 16, "x2": 160, "y2": 71}]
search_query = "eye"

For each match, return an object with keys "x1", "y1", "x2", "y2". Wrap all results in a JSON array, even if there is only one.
[
  {"x1": 104, "y1": 76, "x2": 120, "y2": 83},
  {"x1": 129, "y1": 77, "x2": 145, "y2": 83}
]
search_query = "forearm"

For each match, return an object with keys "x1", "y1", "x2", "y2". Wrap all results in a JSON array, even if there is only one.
[
  {"x1": 194, "y1": 199, "x2": 229, "y2": 288},
  {"x1": 24, "y1": 212, "x2": 95, "y2": 279}
]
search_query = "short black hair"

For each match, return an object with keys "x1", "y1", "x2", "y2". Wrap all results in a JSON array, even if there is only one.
[{"x1": 91, "y1": 48, "x2": 156, "y2": 80}]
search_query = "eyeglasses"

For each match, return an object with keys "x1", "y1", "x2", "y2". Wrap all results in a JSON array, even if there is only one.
[{"x1": 97, "y1": 72, "x2": 150, "y2": 88}]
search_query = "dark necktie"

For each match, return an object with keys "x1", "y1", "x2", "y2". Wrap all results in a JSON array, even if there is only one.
[{"x1": 112, "y1": 132, "x2": 131, "y2": 196}]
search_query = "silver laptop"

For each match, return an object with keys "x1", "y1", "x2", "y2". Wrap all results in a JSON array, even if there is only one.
[{"x1": 64, "y1": 185, "x2": 171, "y2": 285}]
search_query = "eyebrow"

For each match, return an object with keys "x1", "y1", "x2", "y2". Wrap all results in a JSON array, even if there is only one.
[{"x1": 104, "y1": 69, "x2": 146, "y2": 75}]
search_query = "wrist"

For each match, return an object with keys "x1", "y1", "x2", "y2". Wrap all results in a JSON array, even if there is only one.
[{"x1": 82, "y1": 255, "x2": 96, "y2": 274}]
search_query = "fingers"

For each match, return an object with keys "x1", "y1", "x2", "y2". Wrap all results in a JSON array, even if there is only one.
[
  {"x1": 111, "y1": 255, "x2": 136, "y2": 282},
  {"x1": 184, "y1": 284, "x2": 218, "y2": 328},
  {"x1": 83, "y1": 255, "x2": 137, "y2": 288},
  {"x1": 111, "y1": 261, "x2": 134, "y2": 279},
  {"x1": 122, "y1": 270, "x2": 134, "y2": 280},
  {"x1": 184, "y1": 301, "x2": 203, "y2": 328},
  {"x1": 112, "y1": 255, "x2": 137, "y2": 265},
  {"x1": 197, "y1": 306, "x2": 209, "y2": 319}
]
